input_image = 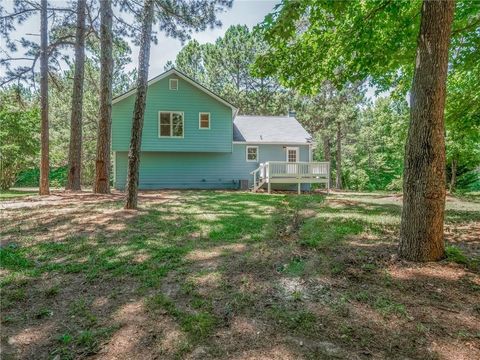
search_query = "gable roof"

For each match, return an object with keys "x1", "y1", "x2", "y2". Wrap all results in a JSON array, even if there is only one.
[
  {"x1": 112, "y1": 68, "x2": 238, "y2": 114},
  {"x1": 233, "y1": 115, "x2": 312, "y2": 144}
]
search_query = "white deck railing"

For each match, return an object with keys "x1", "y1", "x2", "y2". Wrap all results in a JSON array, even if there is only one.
[{"x1": 250, "y1": 161, "x2": 330, "y2": 193}]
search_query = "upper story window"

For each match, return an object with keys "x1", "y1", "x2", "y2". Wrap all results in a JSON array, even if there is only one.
[
  {"x1": 199, "y1": 112, "x2": 210, "y2": 129},
  {"x1": 169, "y1": 78, "x2": 178, "y2": 90},
  {"x1": 159, "y1": 111, "x2": 184, "y2": 138},
  {"x1": 246, "y1": 146, "x2": 258, "y2": 162}
]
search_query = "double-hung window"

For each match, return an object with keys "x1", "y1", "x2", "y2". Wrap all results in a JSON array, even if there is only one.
[
  {"x1": 199, "y1": 112, "x2": 210, "y2": 129},
  {"x1": 159, "y1": 111, "x2": 184, "y2": 137},
  {"x1": 246, "y1": 146, "x2": 258, "y2": 162}
]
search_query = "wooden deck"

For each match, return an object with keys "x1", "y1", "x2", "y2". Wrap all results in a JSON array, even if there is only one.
[{"x1": 251, "y1": 161, "x2": 330, "y2": 194}]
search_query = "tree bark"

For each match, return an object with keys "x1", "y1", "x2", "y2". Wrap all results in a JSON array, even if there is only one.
[
  {"x1": 335, "y1": 121, "x2": 342, "y2": 189},
  {"x1": 399, "y1": 0, "x2": 455, "y2": 261},
  {"x1": 125, "y1": 0, "x2": 155, "y2": 209},
  {"x1": 94, "y1": 0, "x2": 114, "y2": 194},
  {"x1": 449, "y1": 157, "x2": 457, "y2": 193},
  {"x1": 320, "y1": 111, "x2": 333, "y2": 184},
  {"x1": 66, "y1": 0, "x2": 87, "y2": 191},
  {"x1": 322, "y1": 135, "x2": 331, "y2": 162},
  {"x1": 39, "y1": 0, "x2": 49, "y2": 195},
  {"x1": 322, "y1": 134, "x2": 333, "y2": 187}
]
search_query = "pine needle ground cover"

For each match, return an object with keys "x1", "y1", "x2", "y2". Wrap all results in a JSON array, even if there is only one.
[{"x1": 1, "y1": 191, "x2": 479, "y2": 359}]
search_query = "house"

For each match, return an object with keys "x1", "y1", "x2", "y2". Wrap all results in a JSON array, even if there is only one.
[{"x1": 112, "y1": 68, "x2": 329, "y2": 192}]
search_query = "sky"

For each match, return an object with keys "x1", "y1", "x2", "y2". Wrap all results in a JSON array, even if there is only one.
[
  {"x1": 1, "y1": 0, "x2": 379, "y2": 99},
  {"x1": 141, "y1": 0, "x2": 278, "y2": 76},
  {"x1": 0, "y1": 0, "x2": 278, "y2": 80}
]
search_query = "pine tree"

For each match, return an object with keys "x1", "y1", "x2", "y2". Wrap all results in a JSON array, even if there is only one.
[
  {"x1": 39, "y1": 0, "x2": 49, "y2": 195},
  {"x1": 94, "y1": 0, "x2": 114, "y2": 194},
  {"x1": 124, "y1": 0, "x2": 233, "y2": 209},
  {"x1": 66, "y1": 0, "x2": 87, "y2": 191},
  {"x1": 125, "y1": 0, "x2": 155, "y2": 209}
]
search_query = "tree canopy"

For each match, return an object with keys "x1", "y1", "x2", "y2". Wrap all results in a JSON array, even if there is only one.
[{"x1": 255, "y1": 0, "x2": 479, "y2": 93}]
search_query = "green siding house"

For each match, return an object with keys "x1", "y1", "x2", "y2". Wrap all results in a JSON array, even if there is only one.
[{"x1": 112, "y1": 68, "x2": 323, "y2": 191}]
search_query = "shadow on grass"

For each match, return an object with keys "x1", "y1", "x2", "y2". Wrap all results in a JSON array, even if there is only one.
[{"x1": 0, "y1": 191, "x2": 479, "y2": 359}]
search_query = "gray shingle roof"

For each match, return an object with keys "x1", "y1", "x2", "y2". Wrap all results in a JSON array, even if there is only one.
[{"x1": 233, "y1": 115, "x2": 312, "y2": 143}]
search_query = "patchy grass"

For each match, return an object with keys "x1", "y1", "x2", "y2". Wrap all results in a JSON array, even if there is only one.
[
  {"x1": 1, "y1": 190, "x2": 479, "y2": 359},
  {"x1": 0, "y1": 188, "x2": 37, "y2": 199}
]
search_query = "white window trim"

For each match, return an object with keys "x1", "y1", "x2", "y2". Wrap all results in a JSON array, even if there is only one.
[
  {"x1": 169, "y1": 78, "x2": 178, "y2": 90},
  {"x1": 246, "y1": 146, "x2": 259, "y2": 162},
  {"x1": 198, "y1": 112, "x2": 211, "y2": 129},
  {"x1": 286, "y1": 146, "x2": 299, "y2": 162},
  {"x1": 158, "y1": 111, "x2": 184, "y2": 138}
]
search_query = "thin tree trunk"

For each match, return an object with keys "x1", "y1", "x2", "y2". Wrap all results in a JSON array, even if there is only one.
[
  {"x1": 66, "y1": 0, "x2": 87, "y2": 191},
  {"x1": 322, "y1": 134, "x2": 333, "y2": 187},
  {"x1": 399, "y1": 0, "x2": 455, "y2": 261},
  {"x1": 323, "y1": 135, "x2": 330, "y2": 162},
  {"x1": 449, "y1": 157, "x2": 457, "y2": 193},
  {"x1": 335, "y1": 121, "x2": 342, "y2": 189},
  {"x1": 321, "y1": 113, "x2": 332, "y2": 185},
  {"x1": 94, "y1": 0, "x2": 114, "y2": 194},
  {"x1": 39, "y1": 0, "x2": 49, "y2": 195},
  {"x1": 125, "y1": 0, "x2": 155, "y2": 209}
]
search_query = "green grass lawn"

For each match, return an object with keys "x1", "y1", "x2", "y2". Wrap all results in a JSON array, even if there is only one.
[
  {"x1": 1, "y1": 190, "x2": 479, "y2": 359},
  {"x1": 0, "y1": 189, "x2": 37, "y2": 200}
]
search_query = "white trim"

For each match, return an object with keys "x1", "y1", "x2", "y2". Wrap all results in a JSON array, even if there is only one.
[
  {"x1": 198, "y1": 112, "x2": 210, "y2": 129},
  {"x1": 233, "y1": 141, "x2": 310, "y2": 145},
  {"x1": 246, "y1": 146, "x2": 259, "y2": 162},
  {"x1": 169, "y1": 78, "x2": 178, "y2": 90},
  {"x1": 286, "y1": 146, "x2": 299, "y2": 162},
  {"x1": 158, "y1": 111, "x2": 185, "y2": 138},
  {"x1": 113, "y1": 69, "x2": 238, "y2": 115}
]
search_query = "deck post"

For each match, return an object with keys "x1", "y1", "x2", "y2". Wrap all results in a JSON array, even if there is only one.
[
  {"x1": 298, "y1": 183, "x2": 301, "y2": 195},
  {"x1": 327, "y1": 162, "x2": 330, "y2": 194},
  {"x1": 253, "y1": 172, "x2": 256, "y2": 192},
  {"x1": 268, "y1": 182, "x2": 271, "y2": 194}
]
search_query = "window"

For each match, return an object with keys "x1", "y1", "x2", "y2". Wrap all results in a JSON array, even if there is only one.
[
  {"x1": 169, "y1": 78, "x2": 178, "y2": 90},
  {"x1": 159, "y1": 111, "x2": 184, "y2": 137},
  {"x1": 199, "y1": 112, "x2": 210, "y2": 129},
  {"x1": 246, "y1": 146, "x2": 258, "y2": 162}
]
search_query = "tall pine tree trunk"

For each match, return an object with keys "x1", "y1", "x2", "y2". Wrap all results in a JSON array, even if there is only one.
[
  {"x1": 335, "y1": 121, "x2": 342, "y2": 189},
  {"x1": 94, "y1": 0, "x2": 114, "y2": 194},
  {"x1": 322, "y1": 136, "x2": 330, "y2": 162},
  {"x1": 449, "y1": 157, "x2": 457, "y2": 193},
  {"x1": 322, "y1": 134, "x2": 332, "y2": 188},
  {"x1": 125, "y1": 0, "x2": 155, "y2": 209},
  {"x1": 66, "y1": 0, "x2": 87, "y2": 191},
  {"x1": 399, "y1": 0, "x2": 455, "y2": 261},
  {"x1": 321, "y1": 114, "x2": 332, "y2": 186},
  {"x1": 39, "y1": 0, "x2": 49, "y2": 195}
]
